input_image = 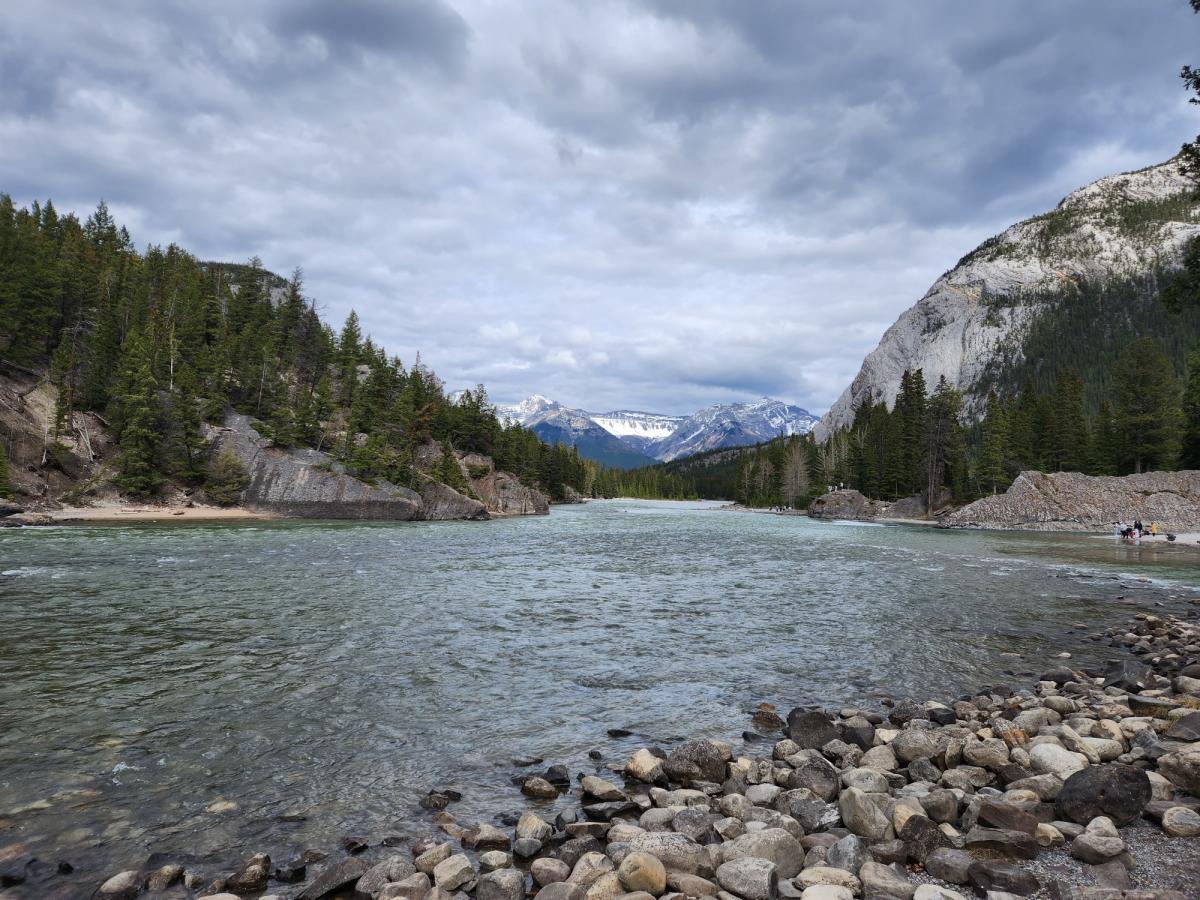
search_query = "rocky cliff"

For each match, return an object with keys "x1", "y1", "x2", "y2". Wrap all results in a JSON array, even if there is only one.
[
  {"x1": 207, "y1": 414, "x2": 548, "y2": 521},
  {"x1": 815, "y1": 158, "x2": 1200, "y2": 438},
  {"x1": 944, "y1": 470, "x2": 1200, "y2": 532}
]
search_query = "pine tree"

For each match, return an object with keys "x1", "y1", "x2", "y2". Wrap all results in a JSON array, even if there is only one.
[
  {"x1": 1113, "y1": 337, "x2": 1183, "y2": 473},
  {"x1": 170, "y1": 366, "x2": 206, "y2": 482},
  {"x1": 112, "y1": 334, "x2": 164, "y2": 496},
  {"x1": 206, "y1": 447, "x2": 249, "y2": 506},
  {"x1": 0, "y1": 438, "x2": 12, "y2": 499},
  {"x1": 1181, "y1": 350, "x2": 1200, "y2": 469},
  {"x1": 1051, "y1": 369, "x2": 1088, "y2": 472},
  {"x1": 978, "y1": 392, "x2": 1009, "y2": 494},
  {"x1": 924, "y1": 377, "x2": 963, "y2": 511},
  {"x1": 1090, "y1": 400, "x2": 1122, "y2": 475}
]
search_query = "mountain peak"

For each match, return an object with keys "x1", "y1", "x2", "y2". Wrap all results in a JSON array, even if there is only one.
[
  {"x1": 496, "y1": 394, "x2": 817, "y2": 465},
  {"x1": 815, "y1": 156, "x2": 1200, "y2": 440}
]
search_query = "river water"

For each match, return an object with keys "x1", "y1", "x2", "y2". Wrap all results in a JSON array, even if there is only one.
[{"x1": 0, "y1": 500, "x2": 1196, "y2": 895}]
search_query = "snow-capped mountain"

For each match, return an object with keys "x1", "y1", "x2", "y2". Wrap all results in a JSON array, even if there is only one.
[
  {"x1": 496, "y1": 396, "x2": 659, "y2": 469},
  {"x1": 589, "y1": 410, "x2": 686, "y2": 454},
  {"x1": 497, "y1": 395, "x2": 817, "y2": 467},
  {"x1": 651, "y1": 398, "x2": 819, "y2": 462}
]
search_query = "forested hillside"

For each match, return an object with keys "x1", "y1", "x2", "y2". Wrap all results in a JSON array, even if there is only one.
[
  {"x1": 0, "y1": 196, "x2": 595, "y2": 504},
  {"x1": 734, "y1": 323, "x2": 1200, "y2": 511}
]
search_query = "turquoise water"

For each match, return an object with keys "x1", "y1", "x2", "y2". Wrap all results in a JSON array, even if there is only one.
[{"x1": 0, "y1": 500, "x2": 1195, "y2": 895}]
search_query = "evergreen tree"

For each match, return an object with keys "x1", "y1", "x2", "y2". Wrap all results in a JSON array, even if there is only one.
[
  {"x1": 206, "y1": 447, "x2": 249, "y2": 506},
  {"x1": 170, "y1": 365, "x2": 206, "y2": 483},
  {"x1": 0, "y1": 438, "x2": 12, "y2": 499},
  {"x1": 1181, "y1": 350, "x2": 1200, "y2": 469},
  {"x1": 111, "y1": 334, "x2": 164, "y2": 496},
  {"x1": 1113, "y1": 337, "x2": 1182, "y2": 473},
  {"x1": 1051, "y1": 369, "x2": 1089, "y2": 472},
  {"x1": 978, "y1": 391, "x2": 1009, "y2": 494},
  {"x1": 1090, "y1": 400, "x2": 1122, "y2": 476},
  {"x1": 924, "y1": 377, "x2": 963, "y2": 511}
]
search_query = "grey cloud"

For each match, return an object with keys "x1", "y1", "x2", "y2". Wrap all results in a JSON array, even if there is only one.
[
  {"x1": 2, "y1": 0, "x2": 1197, "y2": 415},
  {"x1": 273, "y1": 0, "x2": 469, "y2": 70}
]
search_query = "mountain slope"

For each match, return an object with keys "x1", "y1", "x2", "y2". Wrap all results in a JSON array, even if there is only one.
[
  {"x1": 815, "y1": 157, "x2": 1200, "y2": 438},
  {"x1": 651, "y1": 398, "x2": 818, "y2": 462},
  {"x1": 497, "y1": 396, "x2": 658, "y2": 469},
  {"x1": 499, "y1": 395, "x2": 817, "y2": 465},
  {"x1": 589, "y1": 410, "x2": 685, "y2": 454}
]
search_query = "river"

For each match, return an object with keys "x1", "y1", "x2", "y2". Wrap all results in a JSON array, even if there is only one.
[{"x1": 0, "y1": 500, "x2": 1196, "y2": 895}]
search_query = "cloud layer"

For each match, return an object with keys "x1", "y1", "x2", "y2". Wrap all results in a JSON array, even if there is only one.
[{"x1": 2, "y1": 0, "x2": 1197, "y2": 413}]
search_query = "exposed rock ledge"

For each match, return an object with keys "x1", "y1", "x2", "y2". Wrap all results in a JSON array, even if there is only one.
[
  {"x1": 206, "y1": 414, "x2": 548, "y2": 520},
  {"x1": 807, "y1": 488, "x2": 953, "y2": 522},
  {"x1": 944, "y1": 470, "x2": 1200, "y2": 532}
]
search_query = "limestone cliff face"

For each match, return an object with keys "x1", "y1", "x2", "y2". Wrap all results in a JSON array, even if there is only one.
[
  {"x1": 208, "y1": 415, "x2": 548, "y2": 520},
  {"x1": 815, "y1": 158, "x2": 1200, "y2": 439},
  {"x1": 944, "y1": 470, "x2": 1200, "y2": 532},
  {"x1": 208, "y1": 414, "x2": 430, "y2": 519}
]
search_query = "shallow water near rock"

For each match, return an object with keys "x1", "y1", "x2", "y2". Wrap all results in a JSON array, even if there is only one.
[{"x1": 0, "y1": 499, "x2": 1196, "y2": 894}]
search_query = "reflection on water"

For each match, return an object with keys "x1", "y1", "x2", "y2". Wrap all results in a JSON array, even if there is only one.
[{"x1": 0, "y1": 501, "x2": 1195, "y2": 894}]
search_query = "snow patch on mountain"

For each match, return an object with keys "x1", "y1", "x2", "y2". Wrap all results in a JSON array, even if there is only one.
[{"x1": 497, "y1": 395, "x2": 817, "y2": 463}]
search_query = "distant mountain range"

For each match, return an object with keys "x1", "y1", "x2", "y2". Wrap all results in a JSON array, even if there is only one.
[{"x1": 497, "y1": 395, "x2": 818, "y2": 468}]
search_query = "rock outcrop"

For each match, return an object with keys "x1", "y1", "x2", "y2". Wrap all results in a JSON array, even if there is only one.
[
  {"x1": 207, "y1": 414, "x2": 548, "y2": 521},
  {"x1": 815, "y1": 158, "x2": 1200, "y2": 439},
  {"x1": 208, "y1": 414, "x2": 431, "y2": 519},
  {"x1": 808, "y1": 489, "x2": 952, "y2": 522},
  {"x1": 807, "y1": 489, "x2": 884, "y2": 521},
  {"x1": 944, "y1": 470, "x2": 1200, "y2": 531}
]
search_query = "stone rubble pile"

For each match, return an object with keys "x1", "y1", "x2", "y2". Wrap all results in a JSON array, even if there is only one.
[{"x1": 94, "y1": 612, "x2": 1200, "y2": 900}]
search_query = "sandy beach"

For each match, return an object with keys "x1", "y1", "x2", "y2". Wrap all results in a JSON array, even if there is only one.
[{"x1": 47, "y1": 503, "x2": 275, "y2": 524}]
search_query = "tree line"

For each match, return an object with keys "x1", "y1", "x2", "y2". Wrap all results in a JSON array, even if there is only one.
[
  {"x1": 731, "y1": 331, "x2": 1200, "y2": 512},
  {"x1": 0, "y1": 196, "x2": 600, "y2": 502}
]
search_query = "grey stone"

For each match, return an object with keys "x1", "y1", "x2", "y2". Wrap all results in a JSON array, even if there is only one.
[
  {"x1": 858, "y1": 862, "x2": 914, "y2": 900},
  {"x1": 1055, "y1": 764, "x2": 1151, "y2": 826},
  {"x1": 838, "y1": 787, "x2": 890, "y2": 841},
  {"x1": 718, "y1": 829, "x2": 804, "y2": 879},
  {"x1": 629, "y1": 833, "x2": 713, "y2": 877},
  {"x1": 380, "y1": 873, "x2": 432, "y2": 900},
  {"x1": 786, "y1": 711, "x2": 839, "y2": 750},
  {"x1": 825, "y1": 836, "x2": 868, "y2": 875},
  {"x1": 923, "y1": 848, "x2": 973, "y2": 885},
  {"x1": 299, "y1": 858, "x2": 371, "y2": 900},
  {"x1": 358, "y1": 856, "x2": 418, "y2": 898},
  {"x1": 715, "y1": 858, "x2": 778, "y2": 900},
  {"x1": 433, "y1": 855, "x2": 475, "y2": 892},
  {"x1": 477, "y1": 868, "x2": 526, "y2": 900}
]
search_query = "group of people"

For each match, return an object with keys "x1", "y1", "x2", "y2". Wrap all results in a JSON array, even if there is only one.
[{"x1": 1113, "y1": 519, "x2": 1158, "y2": 541}]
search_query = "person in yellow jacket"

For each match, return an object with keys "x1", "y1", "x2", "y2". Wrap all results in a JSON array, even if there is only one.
[{"x1": 1150, "y1": 522, "x2": 1159, "y2": 536}]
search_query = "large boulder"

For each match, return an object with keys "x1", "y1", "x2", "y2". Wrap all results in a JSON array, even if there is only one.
[
  {"x1": 1055, "y1": 764, "x2": 1152, "y2": 826},
  {"x1": 357, "y1": 855, "x2": 417, "y2": 898},
  {"x1": 471, "y1": 470, "x2": 550, "y2": 517},
  {"x1": 786, "y1": 711, "x2": 839, "y2": 751},
  {"x1": 299, "y1": 857, "x2": 372, "y2": 900},
  {"x1": 1159, "y1": 744, "x2": 1200, "y2": 797},
  {"x1": 628, "y1": 833, "x2": 713, "y2": 876},
  {"x1": 665, "y1": 740, "x2": 727, "y2": 784},
  {"x1": 838, "y1": 788, "x2": 891, "y2": 841},
  {"x1": 715, "y1": 858, "x2": 778, "y2": 900},
  {"x1": 943, "y1": 470, "x2": 1200, "y2": 532},
  {"x1": 718, "y1": 829, "x2": 804, "y2": 879},
  {"x1": 807, "y1": 490, "x2": 883, "y2": 521},
  {"x1": 617, "y1": 852, "x2": 667, "y2": 895}
]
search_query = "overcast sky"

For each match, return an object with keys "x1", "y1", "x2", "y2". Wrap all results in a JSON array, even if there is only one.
[{"x1": 2, "y1": 1, "x2": 1197, "y2": 414}]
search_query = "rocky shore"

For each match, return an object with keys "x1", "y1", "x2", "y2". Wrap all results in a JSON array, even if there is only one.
[
  {"x1": 944, "y1": 472, "x2": 1200, "y2": 535},
  {"x1": 62, "y1": 602, "x2": 1200, "y2": 900}
]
